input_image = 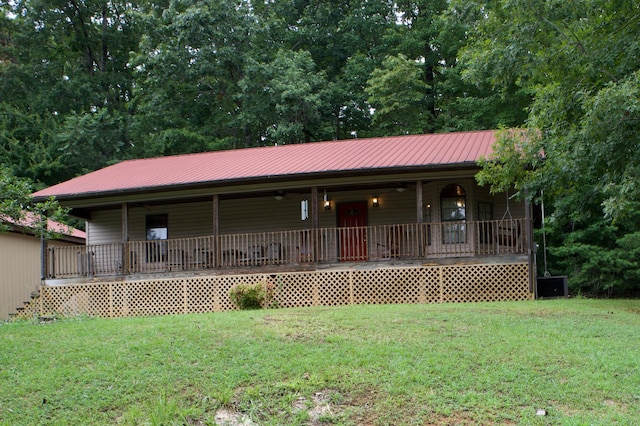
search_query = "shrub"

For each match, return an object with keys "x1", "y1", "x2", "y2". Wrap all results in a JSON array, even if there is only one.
[
  {"x1": 548, "y1": 221, "x2": 640, "y2": 297},
  {"x1": 228, "y1": 281, "x2": 276, "y2": 310}
]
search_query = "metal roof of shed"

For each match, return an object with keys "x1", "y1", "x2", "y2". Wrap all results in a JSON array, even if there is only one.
[{"x1": 33, "y1": 130, "x2": 495, "y2": 199}]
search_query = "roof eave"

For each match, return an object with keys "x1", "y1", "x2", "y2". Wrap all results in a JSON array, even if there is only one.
[{"x1": 32, "y1": 162, "x2": 480, "y2": 203}]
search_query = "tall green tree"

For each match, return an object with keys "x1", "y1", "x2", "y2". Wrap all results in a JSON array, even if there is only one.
[
  {"x1": 238, "y1": 50, "x2": 332, "y2": 145},
  {"x1": 1, "y1": 0, "x2": 145, "y2": 184},
  {"x1": 366, "y1": 54, "x2": 431, "y2": 135},
  {"x1": 129, "y1": 0, "x2": 261, "y2": 154},
  {"x1": 0, "y1": 166, "x2": 69, "y2": 238},
  {"x1": 467, "y1": 0, "x2": 640, "y2": 294},
  {"x1": 254, "y1": 0, "x2": 397, "y2": 140},
  {"x1": 1, "y1": 0, "x2": 537, "y2": 189},
  {"x1": 366, "y1": 0, "x2": 529, "y2": 135}
]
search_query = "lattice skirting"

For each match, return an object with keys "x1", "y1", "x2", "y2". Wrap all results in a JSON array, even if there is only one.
[{"x1": 29, "y1": 263, "x2": 531, "y2": 318}]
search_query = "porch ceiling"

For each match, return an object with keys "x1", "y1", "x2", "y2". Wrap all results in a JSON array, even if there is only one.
[{"x1": 64, "y1": 168, "x2": 477, "y2": 218}]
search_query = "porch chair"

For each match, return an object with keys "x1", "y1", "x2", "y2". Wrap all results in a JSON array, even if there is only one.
[
  {"x1": 193, "y1": 247, "x2": 213, "y2": 268},
  {"x1": 221, "y1": 249, "x2": 241, "y2": 267},
  {"x1": 167, "y1": 248, "x2": 185, "y2": 270},
  {"x1": 265, "y1": 243, "x2": 282, "y2": 264},
  {"x1": 247, "y1": 245, "x2": 267, "y2": 265},
  {"x1": 387, "y1": 225, "x2": 402, "y2": 258},
  {"x1": 297, "y1": 231, "x2": 312, "y2": 262},
  {"x1": 120, "y1": 250, "x2": 138, "y2": 274},
  {"x1": 375, "y1": 225, "x2": 403, "y2": 260},
  {"x1": 497, "y1": 220, "x2": 521, "y2": 248}
]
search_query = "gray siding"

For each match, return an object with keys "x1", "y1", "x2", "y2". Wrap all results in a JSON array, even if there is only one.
[
  {"x1": 128, "y1": 202, "x2": 213, "y2": 240},
  {"x1": 87, "y1": 210, "x2": 122, "y2": 245},
  {"x1": 85, "y1": 185, "x2": 526, "y2": 244}
]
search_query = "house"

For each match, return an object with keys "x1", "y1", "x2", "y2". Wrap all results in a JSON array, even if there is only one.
[
  {"x1": 31, "y1": 130, "x2": 535, "y2": 317},
  {"x1": 0, "y1": 214, "x2": 85, "y2": 320}
]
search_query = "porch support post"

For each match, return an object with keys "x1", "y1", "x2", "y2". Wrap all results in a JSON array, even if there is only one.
[
  {"x1": 311, "y1": 187, "x2": 319, "y2": 261},
  {"x1": 40, "y1": 220, "x2": 47, "y2": 280},
  {"x1": 212, "y1": 194, "x2": 220, "y2": 268},
  {"x1": 121, "y1": 202, "x2": 129, "y2": 242},
  {"x1": 121, "y1": 203, "x2": 129, "y2": 274},
  {"x1": 524, "y1": 191, "x2": 535, "y2": 296},
  {"x1": 416, "y1": 180, "x2": 423, "y2": 257}
]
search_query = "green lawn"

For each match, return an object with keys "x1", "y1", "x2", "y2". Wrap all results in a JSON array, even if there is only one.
[{"x1": 1, "y1": 299, "x2": 639, "y2": 425}]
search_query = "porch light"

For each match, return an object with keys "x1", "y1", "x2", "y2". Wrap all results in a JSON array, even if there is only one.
[
  {"x1": 372, "y1": 196, "x2": 379, "y2": 208},
  {"x1": 323, "y1": 190, "x2": 331, "y2": 210}
]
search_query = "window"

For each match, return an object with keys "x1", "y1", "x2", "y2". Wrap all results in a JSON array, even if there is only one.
[
  {"x1": 477, "y1": 202, "x2": 493, "y2": 243},
  {"x1": 441, "y1": 184, "x2": 466, "y2": 243},
  {"x1": 146, "y1": 214, "x2": 167, "y2": 262}
]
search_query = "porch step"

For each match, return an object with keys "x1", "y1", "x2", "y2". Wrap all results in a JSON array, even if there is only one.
[{"x1": 9, "y1": 297, "x2": 39, "y2": 321}]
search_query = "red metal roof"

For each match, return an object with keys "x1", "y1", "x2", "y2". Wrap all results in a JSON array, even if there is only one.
[
  {"x1": 1, "y1": 212, "x2": 86, "y2": 240},
  {"x1": 33, "y1": 130, "x2": 495, "y2": 199}
]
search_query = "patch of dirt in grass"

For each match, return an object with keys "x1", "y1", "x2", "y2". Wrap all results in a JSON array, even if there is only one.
[
  {"x1": 340, "y1": 388, "x2": 382, "y2": 425},
  {"x1": 603, "y1": 399, "x2": 628, "y2": 413},
  {"x1": 213, "y1": 408, "x2": 256, "y2": 426},
  {"x1": 292, "y1": 390, "x2": 335, "y2": 424},
  {"x1": 261, "y1": 315, "x2": 286, "y2": 324},
  {"x1": 620, "y1": 305, "x2": 640, "y2": 315},
  {"x1": 290, "y1": 388, "x2": 385, "y2": 425},
  {"x1": 427, "y1": 412, "x2": 517, "y2": 426}
]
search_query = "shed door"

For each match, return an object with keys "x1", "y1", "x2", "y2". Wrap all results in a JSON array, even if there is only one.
[{"x1": 337, "y1": 202, "x2": 368, "y2": 261}]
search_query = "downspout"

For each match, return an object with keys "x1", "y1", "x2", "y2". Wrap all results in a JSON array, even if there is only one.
[{"x1": 541, "y1": 190, "x2": 548, "y2": 276}]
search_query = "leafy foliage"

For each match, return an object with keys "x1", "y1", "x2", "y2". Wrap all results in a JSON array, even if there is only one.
[
  {"x1": 547, "y1": 221, "x2": 640, "y2": 297},
  {"x1": 2, "y1": 0, "x2": 525, "y2": 186},
  {"x1": 0, "y1": 167, "x2": 70, "y2": 238},
  {"x1": 228, "y1": 281, "x2": 277, "y2": 310},
  {"x1": 366, "y1": 54, "x2": 430, "y2": 135},
  {"x1": 468, "y1": 0, "x2": 640, "y2": 295},
  {"x1": 475, "y1": 128, "x2": 544, "y2": 199}
]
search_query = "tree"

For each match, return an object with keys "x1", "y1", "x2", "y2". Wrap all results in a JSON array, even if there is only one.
[
  {"x1": 389, "y1": 0, "x2": 451, "y2": 130},
  {"x1": 129, "y1": 0, "x2": 259, "y2": 153},
  {"x1": 366, "y1": 54, "x2": 431, "y2": 135},
  {"x1": 1, "y1": 0, "x2": 144, "y2": 185},
  {"x1": 0, "y1": 166, "x2": 69, "y2": 239},
  {"x1": 2, "y1": 0, "x2": 538, "y2": 186},
  {"x1": 244, "y1": 49, "x2": 332, "y2": 145},
  {"x1": 466, "y1": 0, "x2": 640, "y2": 295},
  {"x1": 365, "y1": 0, "x2": 530, "y2": 135},
  {"x1": 253, "y1": 0, "x2": 397, "y2": 140}
]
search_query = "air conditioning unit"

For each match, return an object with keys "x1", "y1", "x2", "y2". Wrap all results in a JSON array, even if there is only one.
[{"x1": 536, "y1": 276, "x2": 568, "y2": 298}]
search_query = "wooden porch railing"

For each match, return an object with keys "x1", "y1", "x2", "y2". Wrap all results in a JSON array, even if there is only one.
[{"x1": 45, "y1": 219, "x2": 527, "y2": 279}]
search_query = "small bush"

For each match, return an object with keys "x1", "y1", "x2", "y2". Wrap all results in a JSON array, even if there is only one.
[{"x1": 229, "y1": 281, "x2": 276, "y2": 310}]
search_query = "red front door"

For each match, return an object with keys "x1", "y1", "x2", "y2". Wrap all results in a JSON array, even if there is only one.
[{"x1": 337, "y1": 202, "x2": 368, "y2": 261}]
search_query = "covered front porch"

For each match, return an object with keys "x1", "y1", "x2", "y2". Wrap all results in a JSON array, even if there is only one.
[{"x1": 46, "y1": 219, "x2": 528, "y2": 281}]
